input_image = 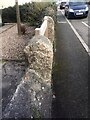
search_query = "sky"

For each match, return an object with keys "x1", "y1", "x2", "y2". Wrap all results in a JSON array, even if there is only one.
[
  {"x1": 0, "y1": 0, "x2": 57, "y2": 9},
  {"x1": 0, "y1": 0, "x2": 32, "y2": 8}
]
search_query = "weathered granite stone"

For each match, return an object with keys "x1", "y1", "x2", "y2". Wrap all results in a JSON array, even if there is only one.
[
  {"x1": 3, "y1": 18, "x2": 54, "y2": 119},
  {"x1": 23, "y1": 69, "x2": 52, "y2": 118},
  {"x1": 3, "y1": 69, "x2": 52, "y2": 119},
  {"x1": 3, "y1": 79, "x2": 32, "y2": 119},
  {"x1": 46, "y1": 16, "x2": 54, "y2": 43},
  {"x1": 2, "y1": 61, "x2": 27, "y2": 113},
  {"x1": 24, "y1": 35, "x2": 53, "y2": 82}
]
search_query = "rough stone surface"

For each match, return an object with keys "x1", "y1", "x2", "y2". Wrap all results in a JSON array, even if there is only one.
[
  {"x1": 2, "y1": 17, "x2": 54, "y2": 119},
  {"x1": 2, "y1": 61, "x2": 28, "y2": 113},
  {"x1": 3, "y1": 69, "x2": 52, "y2": 119},
  {"x1": 24, "y1": 35, "x2": 53, "y2": 81},
  {"x1": 47, "y1": 16, "x2": 54, "y2": 43}
]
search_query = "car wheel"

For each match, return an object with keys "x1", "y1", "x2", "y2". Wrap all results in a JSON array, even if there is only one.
[
  {"x1": 65, "y1": 11, "x2": 67, "y2": 16},
  {"x1": 67, "y1": 13, "x2": 70, "y2": 19},
  {"x1": 60, "y1": 6, "x2": 62, "y2": 9},
  {"x1": 84, "y1": 15, "x2": 88, "y2": 18}
]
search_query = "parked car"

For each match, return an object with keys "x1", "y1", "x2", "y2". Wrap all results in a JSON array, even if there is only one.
[
  {"x1": 60, "y1": 2, "x2": 66, "y2": 9},
  {"x1": 64, "y1": 0, "x2": 89, "y2": 18}
]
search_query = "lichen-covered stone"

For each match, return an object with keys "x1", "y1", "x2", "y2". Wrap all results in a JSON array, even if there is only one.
[
  {"x1": 3, "y1": 70, "x2": 52, "y2": 119},
  {"x1": 47, "y1": 16, "x2": 54, "y2": 43},
  {"x1": 24, "y1": 35, "x2": 53, "y2": 81},
  {"x1": 2, "y1": 16, "x2": 54, "y2": 119}
]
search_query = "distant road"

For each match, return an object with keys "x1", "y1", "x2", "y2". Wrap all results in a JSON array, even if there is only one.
[{"x1": 57, "y1": 8, "x2": 90, "y2": 56}]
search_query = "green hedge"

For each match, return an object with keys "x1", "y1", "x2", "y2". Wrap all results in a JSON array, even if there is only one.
[{"x1": 2, "y1": 2, "x2": 56, "y2": 27}]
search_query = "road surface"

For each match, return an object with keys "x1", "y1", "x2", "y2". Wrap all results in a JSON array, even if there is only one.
[{"x1": 52, "y1": 8, "x2": 90, "y2": 118}]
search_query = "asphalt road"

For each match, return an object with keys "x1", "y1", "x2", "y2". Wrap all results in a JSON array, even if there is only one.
[{"x1": 52, "y1": 8, "x2": 90, "y2": 118}]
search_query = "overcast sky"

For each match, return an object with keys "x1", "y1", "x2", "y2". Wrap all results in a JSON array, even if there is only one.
[
  {"x1": 0, "y1": 0, "x2": 57, "y2": 8},
  {"x1": 0, "y1": 0, "x2": 32, "y2": 8}
]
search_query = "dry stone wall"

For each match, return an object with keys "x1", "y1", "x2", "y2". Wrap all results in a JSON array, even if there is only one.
[
  {"x1": 23, "y1": 35, "x2": 53, "y2": 118},
  {"x1": 3, "y1": 69, "x2": 52, "y2": 118},
  {"x1": 3, "y1": 16, "x2": 54, "y2": 119},
  {"x1": 24, "y1": 35, "x2": 53, "y2": 81},
  {"x1": 46, "y1": 16, "x2": 54, "y2": 43}
]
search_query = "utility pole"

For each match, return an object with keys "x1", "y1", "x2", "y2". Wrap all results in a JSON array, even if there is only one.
[
  {"x1": 0, "y1": 8, "x2": 2, "y2": 26},
  {"x1": 15, "y1": 0, "x2": 21, "y2": 35}
]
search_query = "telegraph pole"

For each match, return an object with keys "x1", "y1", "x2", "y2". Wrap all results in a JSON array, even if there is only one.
[
  {"x1": 0, "y1": 7, "x2": 2, "y2": 26},
  {"x1": 15, "y1": 0, "x2": 21, "y2": 35}
]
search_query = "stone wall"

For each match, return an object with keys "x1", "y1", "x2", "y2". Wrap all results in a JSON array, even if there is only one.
[
  {"x1": 46, "y1": 16, "x2": 54, "y2": 43},
  {"x1": 35, "y1": 16, "x2": 54, "y2": 44},
  {"x1": 23, "y1": 35, "x2": 53, "y2": 118},
  {"x1": 3, "y1": 16, "x2": 54, "y2": 119},
  {"x1": 24, "y1": 35, "x2": 53, "y2": 81}
]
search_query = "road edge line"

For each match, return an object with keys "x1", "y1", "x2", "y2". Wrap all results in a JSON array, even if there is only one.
[
  {"x1": 60, "y1": 10, "x2": 90, "y2": 56},
  {"x1": 66, "y1": 18, "x2": 90, "y2": 56}
]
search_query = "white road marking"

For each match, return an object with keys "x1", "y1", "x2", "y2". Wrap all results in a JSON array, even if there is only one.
[
  {"x1": 57, "y1": 21, "x2": 67, "y2": 23},
  {"x1": 60, "y1": 11, "x2": 90, "y2": 56},
  {"x1": 82, "y1": 21, "x2": 90, "y2": 28},
  {"x1": 61, "y1": 10, "x2": 65, "y2": 15},
  {"x1": 57, "y1": 13, "x2": 60, "y2": 16}
]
